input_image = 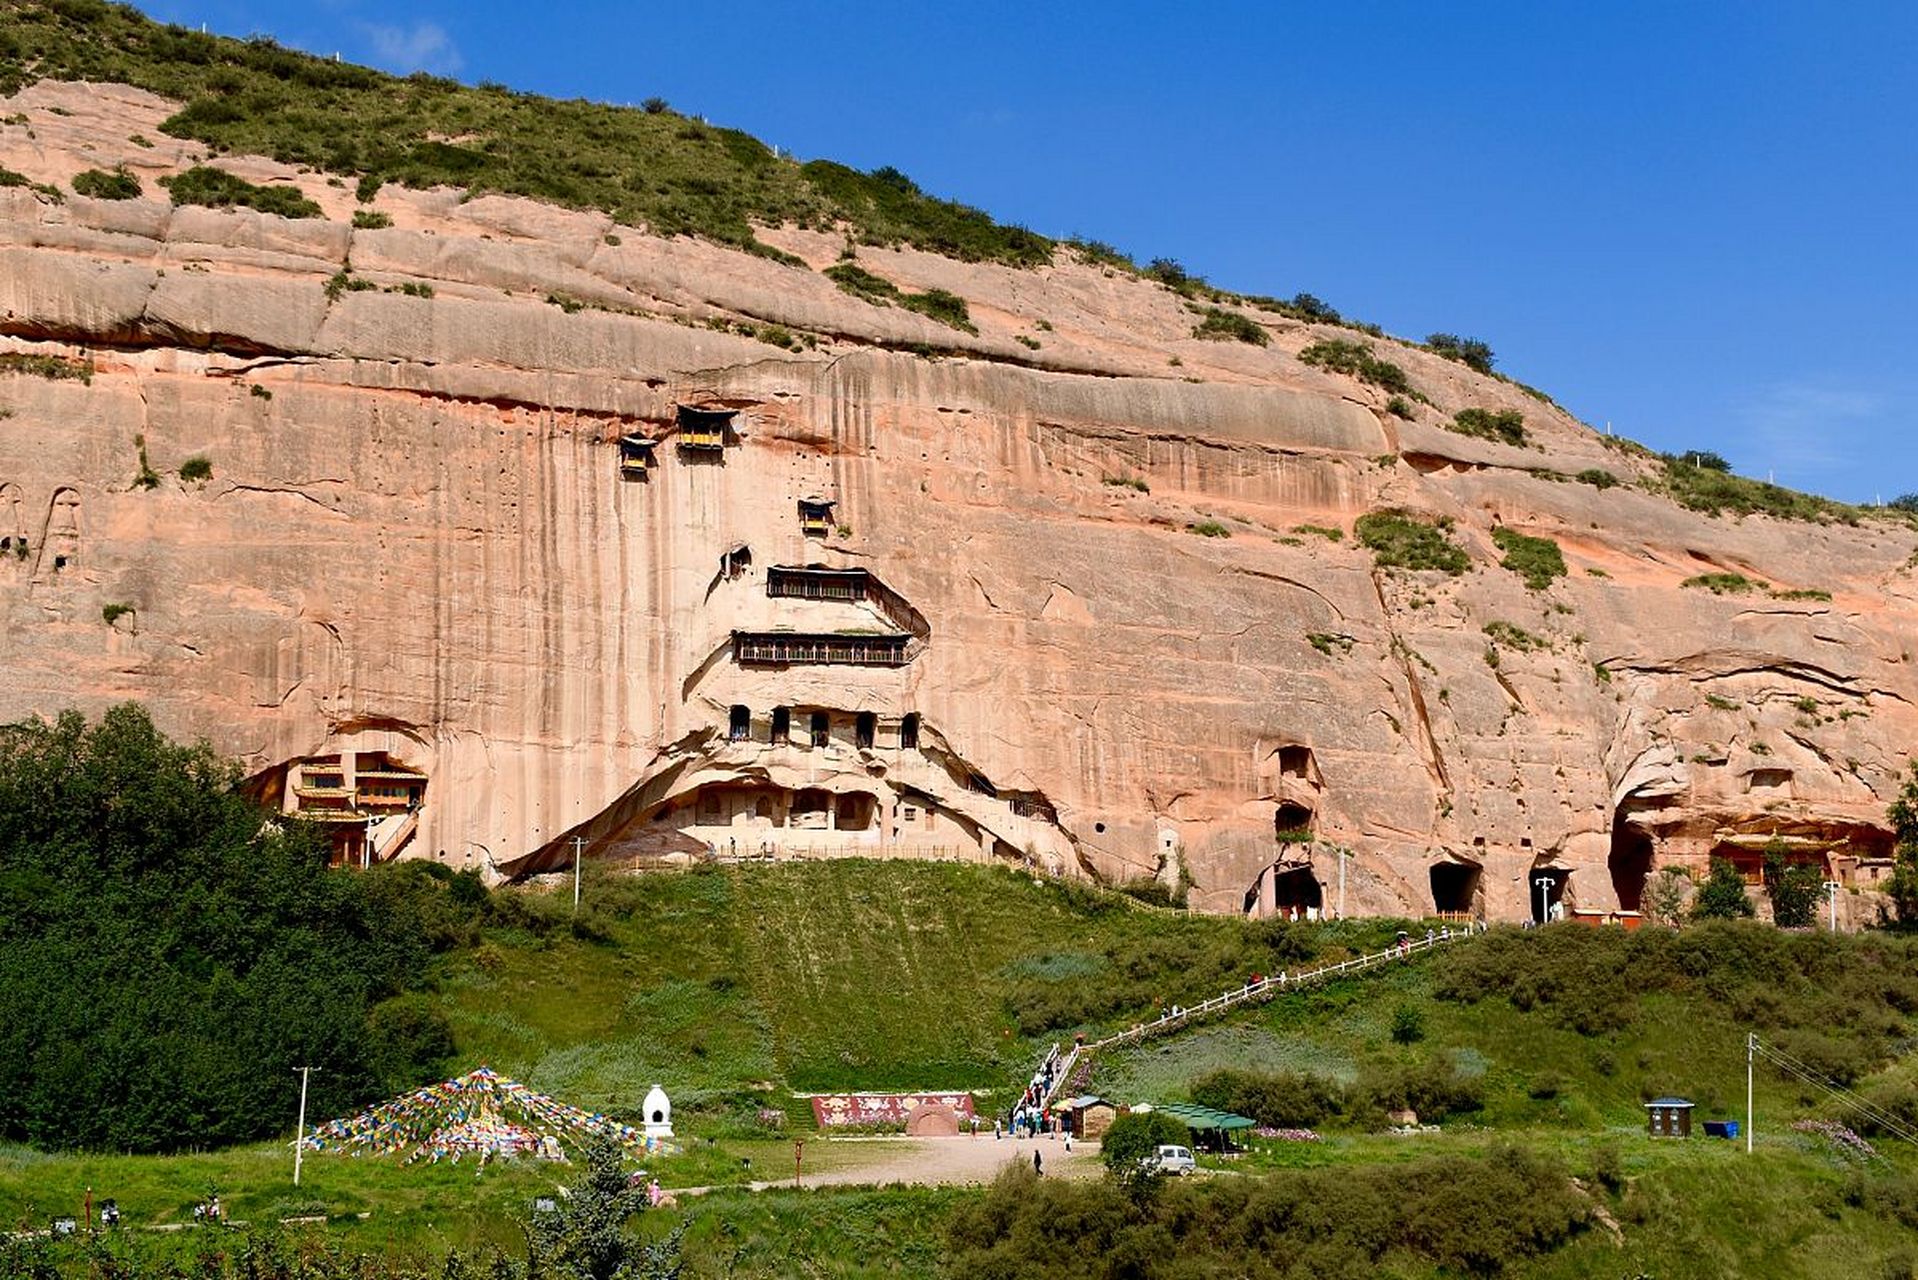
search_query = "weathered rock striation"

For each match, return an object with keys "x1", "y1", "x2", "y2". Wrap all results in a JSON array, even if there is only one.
[{"x1": 3, "y1": 81, "x2": 1916, "y2": 923}]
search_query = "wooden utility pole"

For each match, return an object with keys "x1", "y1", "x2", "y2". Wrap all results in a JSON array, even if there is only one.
[{"x1": 572, "y1": 835, "x2": 586, "y2": 913}]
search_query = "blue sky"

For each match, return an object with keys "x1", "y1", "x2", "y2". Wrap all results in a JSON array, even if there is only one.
[{"x1": 136, "y1": 1, "x2": 1916, "y2": 502}]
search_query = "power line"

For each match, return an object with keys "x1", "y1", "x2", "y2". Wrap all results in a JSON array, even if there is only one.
[{"x1": 1750, "y1": 1035, "x2": 1918, "y2": 1147}]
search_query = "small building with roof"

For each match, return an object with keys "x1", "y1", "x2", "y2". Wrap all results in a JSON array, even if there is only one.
[
  {"x1": 1645, "y1": 1097, "x2": 1694, "y2": 1138},
  {"x1": 1149, "y1": 1102, "x2": 1258, "y2": 1153}
]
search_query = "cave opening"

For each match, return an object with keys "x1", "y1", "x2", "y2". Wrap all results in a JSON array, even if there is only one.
[
  {"x1": 1274, "y1": 802, "x2": 1315, "y2": 840},
  {"x1": 1271, "y1": 866, "x2": 1323, "y2": 918},
  {"x1": 1528, "y1": 867, "x2": 1571, "y2": 923},
  {"x1": 855, "y1": 712, "x2": 876, "y2": 749},
  {"x1": 728, "y1": 704, "x2": 751, "y2": 741},
  {"x1": 1429, "y1": 862, "x2": 1481, "y2": 917},
  {"x1": 809, "y1": 711, "x2": 829, "y2": 748},
  {"x1": 771, "y1": 706, "x2": 790, "y2": 744},
  {"x1": 1609, "y1": 814, "x2": 1654, "y2": 912}
]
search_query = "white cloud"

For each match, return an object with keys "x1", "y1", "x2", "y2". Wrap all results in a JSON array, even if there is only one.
[
  {"x1": 359, "y1": 20, "x2": 463, "y2": 75},
  {"x1": 1736, "y1": 381, "x2": 1886, "y2": 479}
]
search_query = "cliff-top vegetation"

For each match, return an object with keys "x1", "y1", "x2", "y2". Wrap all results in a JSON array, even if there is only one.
[{"x1": 0, "y1": 0, "x2": 1048, "y2": 265}]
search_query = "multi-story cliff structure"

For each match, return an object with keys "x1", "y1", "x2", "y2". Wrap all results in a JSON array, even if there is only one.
[{"x1": 3, "y1": 77, "x2": 1915, "y2": 924}]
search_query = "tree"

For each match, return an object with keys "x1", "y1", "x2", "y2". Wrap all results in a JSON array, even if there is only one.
[
  {"x1": 0, "y1": 704, "x2": 473, "y2": 1152},
  {"x1": 1645, "y1": 866, "x2": 1693, "y2": 927},
  {"x1": 1691, "y1": 857, "x2": 1756, "y2": 920},
  {"x1": 1425, "y1": 332, "x2": 1496, "y2": 374},
  {"x1": 529, "y1": 1136, "x2": 682, "y2": 1280},
  {"x1": 1100, "y1": 1111, "x2": 1191, "y2": 1201},
  {"x1": 1763, "y1": 840, "x2": 1823, "y2": 928},
  {"x1": 1886, "y1": 761, "x2": 1918, "y2": 925},
  {"x1": 1886, "y1": 493, "x2": 1918, "y2": 514}
]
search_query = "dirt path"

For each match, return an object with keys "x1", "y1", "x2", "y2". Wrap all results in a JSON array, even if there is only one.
[{"x1": 676, "y1": 1135, "x2": 1102, "y2": 1196}]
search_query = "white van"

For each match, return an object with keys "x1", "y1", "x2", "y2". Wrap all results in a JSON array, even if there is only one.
[{"x1": 1147, "y1": 1144, "x2": 1196, "y2": 1175}]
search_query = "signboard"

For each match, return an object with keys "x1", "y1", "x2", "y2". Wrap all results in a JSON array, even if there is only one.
[{"x1": 809, "y1": 1092, "x2": 976, "y2": 1128}]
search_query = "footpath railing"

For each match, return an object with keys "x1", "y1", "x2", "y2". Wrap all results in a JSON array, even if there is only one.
[{"x1": 1081, "y1": 927, "x2": 1475, "y2": 1058}]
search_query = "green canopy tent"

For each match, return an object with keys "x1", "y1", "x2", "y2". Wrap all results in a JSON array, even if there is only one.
[{"x1": 1149, "y1": 1102, "x2": 1258, "y2": 1154}]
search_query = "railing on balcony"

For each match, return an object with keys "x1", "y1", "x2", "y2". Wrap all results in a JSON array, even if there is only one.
[{"x1": 732, "y1": 630, "x2": 911, "y2": 667}]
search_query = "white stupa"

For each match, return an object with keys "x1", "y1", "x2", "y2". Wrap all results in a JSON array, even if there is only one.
[{"x1": 642, "y1": 1084, "x2": 673, "y2": 1139}]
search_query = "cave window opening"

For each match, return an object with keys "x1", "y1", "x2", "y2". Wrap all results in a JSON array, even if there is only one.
[
  {"x1": 855, "y1": 712, "x2": 876, "y2": 750},
  {"x1": 1274, "y1": 802, "x2": 1314, "y2": 842},
  {"x1": 809, "y1": 711, "x2": 830, "y2": 748},
  {"x1": 1430, "y1": 862, "x2": 1481, "y2": 917},
  {"x1": 799, "y1": 498, "x2": 835, "y2": 539},
  {"x1": 728, "y1": 705, "x2": 751, "y2": 741},
  {"x1": 771, "y1": 707, "x2": 790, "y2": 745},
  {"x1": 1278, "y1": 745, "x2": 1315, "y2": 780},
  {"x1": 899, "y1": 713, "x2": 920, "y2": 750}
]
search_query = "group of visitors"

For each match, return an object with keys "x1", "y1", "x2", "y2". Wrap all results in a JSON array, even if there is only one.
[{"x1": 1001, "y1": 1044, "x2": 1064, "y2": 1139}]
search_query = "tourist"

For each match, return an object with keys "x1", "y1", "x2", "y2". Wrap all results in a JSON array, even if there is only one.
[
  {"x1": 1033, "y1": 1149, "x2": 1043, "y2": 1176},
  {"x1": 993, "y1": 1118, "x2": 1001, "y2": 1140}
]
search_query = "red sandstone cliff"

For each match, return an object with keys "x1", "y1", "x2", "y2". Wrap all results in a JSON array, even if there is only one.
[{"x1": 3, "y1": 81, "x2": 1915, "y2": 923}]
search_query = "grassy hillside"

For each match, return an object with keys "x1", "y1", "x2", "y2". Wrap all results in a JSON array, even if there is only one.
[
  {"x1": 434, "y1": 860, "x2": 1407, "y2": 1114},
  {"x1": 0, "y1": 0, "x2": 1048, "y2": 265},
  {"x1": 5, "y1": 859, "x2": 1918, "y2": 1276}
]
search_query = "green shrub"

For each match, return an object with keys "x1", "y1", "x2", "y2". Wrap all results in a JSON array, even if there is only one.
[
  {"x1": 1390, "y1": 1003, "x2": 1425, "y2": 1044},
  {"x1": 1491, "y1": 526, "x2": 1567, "y2": 589},
  {"x1": 1660, "y1": 455, "x2": 1858, "y2": 523},
  {"x1": 1186, "y1": 520, "x2": 1231, "y2": 538},
  {"x1": 351, "y1": 208, "x2": 391, "y2": 229},
  {"x1": 1425, "y1": 332, "x2": 1495, "y2": 373},
  {"x1": 1693, "y1": 857, "x2": 1757, "y2": 920},
  {"x1": 160, "y1": 166, "x2": 323, "y2": 218},
  {"x1": 1772, "y1": 587, "x2": 1831, "y2": 602},
  {"x1": 101, "y1": 602, "x2": 134, "y2": 625},
  {"x1": 1103, "y1": 474, "x2": 1149, "y2": 493},
  {"x1": 1307, "y1": 632, "x2": 1354, "y2": 657},
  {"x1": 178, "y1": 455, "x2": 212, "y2": 482},
  {"x1": 1386, "y1": 395, "x2": 1415, "y2": 419},
  {"x1": 1483, "y1": 620, "x2": 1547, "y2": 652},
  {"x1": 1575, "y1": 468, "x2": 1620, "y2": 489},
  {"x1": 1191, "y1": 307, "x2": 1269, "y2": 346},
  {"x1": 1293, "y1": 523, "x2": 1343, "y2": 542},
  {"x1": 1680, "y1": 572, "x2": 1763, "y2": 594},
  {"x1": 1355, "y1": 511, "x2": 1469, "y2": 574},
  {"x1": 1191, "y1": 1067, "x2": 1343, "y2": 1127},
  {"x1": 70, "y1": 165, "x2": 141, "y2": 199},
  {"x1": 1448, "y1": 407, "x2": 1527, "y2": 447},
  {"x1": 0, "y1": 166, "x2": 28, "y2": 187},
  {"x1": 1299, "y1": 339, "x2": 1414, "y2": 395},
  {"x1": 1355, "y1": 1058, "x2": 1483, "y2": 1124},
  {"x1": 249, "y1": 383, "x2": 272, "y2": 400},
  {"x1": 899, "y1": 287, "x2": 975, "y2": 333},
  {"x1": 0, "y1": 353, "x2": 93, "y2": 383}
]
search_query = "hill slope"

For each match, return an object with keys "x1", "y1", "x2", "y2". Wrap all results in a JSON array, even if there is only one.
[{"x1": 0, "y1": 2, "x2": 1915, "y2": 924}]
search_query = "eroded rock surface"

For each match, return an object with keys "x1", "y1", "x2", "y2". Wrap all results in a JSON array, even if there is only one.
[{"x1": 4, "y1": 81, "x2": 1915, "y2": 923}]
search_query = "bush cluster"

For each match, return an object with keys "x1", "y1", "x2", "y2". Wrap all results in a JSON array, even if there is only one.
[
  {"x1": 1432, "y1": 920, "x2": 1918, "y2": 1056},
  {"x1": 948, "y1": 1147, "x2": 1588, "y2": 1279},
  {"x1": 1448, "y1": 406, "x2": 1527, "y2": 447},
  {"x1": 70, "y1": 164, "x2": 141, "y2": 199},
  {"x1": 1191, "y1": 307, "x2": 1269, "y2": 346},
  {"x1": 1424, "y1": 332, "x2": 1496, "y2": 373},
  {"x1": 1298, "y1": 339, "x2": 1414, "y2": 396},
  {"x1": 823, "y1": 262, "x2": 976, "y2": 333},
  {"x1": 1189, "y1": 1061, "x2": 1481, "y2": 1130},
  {"x1": 161, "y1": 165, "x2": 322, "y2": 217},
  {"x1": 1491, "y1": 526, "x2": 1567, "y2": 589},
  {"x1": 1660, "y1": 455, "x2": 1861, "y2": 524},
  {"x1": 1355, "y1": 511, "x2": 1470, "y2": 574}
]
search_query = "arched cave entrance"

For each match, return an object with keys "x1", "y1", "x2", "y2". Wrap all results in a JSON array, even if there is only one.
[
  {"x1": 1528, "y1": 867, "x2": 1571, "y2": 923},
  {"x1": 1609, "y1": 814, "x2": 1654, "y2": 913},
  {"x1": 1430, "y1": 862, "x2": 1481, "y2": 917},
  {"x1": 900, "y1": 713, "x2": 920, "y2": 750},
  {"x1": 1271, "y1": 867, "x2": 1323, "y2": 918}
]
